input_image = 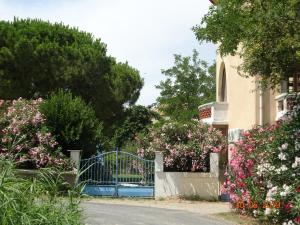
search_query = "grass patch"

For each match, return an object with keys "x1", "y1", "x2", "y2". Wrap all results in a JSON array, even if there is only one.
[
  {"x1": 179, "y1": 195, "x2": 218, "y2": 202},
  {"x1": 0, "y1": 161, "x2": 83, "y2": 225},
  {"x1": 112, "y1": 174, "x2": 143, "y2": 179}
]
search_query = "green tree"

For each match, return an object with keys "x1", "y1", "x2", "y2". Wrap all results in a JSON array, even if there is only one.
[
  {"x1": 112, "y1": 105, "x2": 159, "y2": 148},
  {"x1": 0, "y1": 18, "x2": 143, "y2": 134},
  {"x1": 193, "y1": 0, "x2": 300, "y2": 89},
  {"x1": 39, "y1": 90, "x2": 103, "y2": 157},
  {"x1": 156, "y1": 50, "x2": 216, "y2": 122}
]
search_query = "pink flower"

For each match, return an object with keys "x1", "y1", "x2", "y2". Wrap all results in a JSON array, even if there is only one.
[
  {"x1": 246, "y1": 159, "x2": 254, "y2": 169},
  {"x1": 31, "y1": 112, "x2": 44, "y2": 126},
  {"x1": 242, "y1": 131, "x2": 251, "y2": 137},
  {"x1": 229, "y1": 193, "x2": 240, "y2": 203},
  {"x1": 284, "y1": 202, "x2": 292, "y2": 212},
  {"x1": 212, "y1": 147, "x2": 220, "y2": 153},
  {"x1": 13, "y1": 128, "x2": 20, "y2": 134},
  {"x1": 294, "y1": 217, "x2": 300, "y2": 224},
  {"x1": 15, "y1": 145, "x2": 22, "y2": 152}
]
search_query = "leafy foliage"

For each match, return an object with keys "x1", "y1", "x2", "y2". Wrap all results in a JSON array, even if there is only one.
[
  {"x1": 137, "y1": 120, "x2": 226, "y2": 172},
  {"x1": 39, "y1": 90, "x2": 103, "y2": 157},
  {"x1": 193, "y1": 0, "x2": 300, "y2": 89},
  {"x1": 0, "y1": 161, "x2": 82, "y2": 225},
  {"x1": 0, "y1": 98, "x2": 73, "y2": 170},
  {"x1": 156, "y1": 50, "x2": 216, "y2": 122},
  {"x1": 112, "y1": 105, "x2": 159, "y2": 148},
  {"x1": 0, "y1": 18, "x2": 143, "y2": 134},
  {"x1": 222, "y1": 95, "x2": 300, "y2": 224}
]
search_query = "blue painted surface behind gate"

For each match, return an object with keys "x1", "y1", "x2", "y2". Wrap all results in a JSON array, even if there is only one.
[
  {"x1": 79, "y1": 148, "x2": 155, "y2": 197},
  {"x1": 82, "y1": 185, "x2": 154, "y2": 197}
]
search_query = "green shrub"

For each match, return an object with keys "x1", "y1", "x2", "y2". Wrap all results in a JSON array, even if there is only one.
[
  {"x1": 0, "y1": 160, "x2": 83, "y2": 225},
  {"x1": 40, "y1": 90, "x2": 103, "y2": 157}
]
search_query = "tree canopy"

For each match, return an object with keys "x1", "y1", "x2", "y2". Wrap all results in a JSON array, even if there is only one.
[
  {"x1": 112, "y1": 105, "x2": 159, "y2": 148},
  {"x1": 0, "y1": 18, "x2": 143, "y2": 133},
  {"x1": 193, "y1": 0, "x2": 300, "y2": 89},
  {"x1": 156, "y1": 50, "x2": 216, "y2": 122}
]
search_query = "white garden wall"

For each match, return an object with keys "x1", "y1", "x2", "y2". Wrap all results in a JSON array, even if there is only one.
[{"x1": 155, "y1": 152, "x2": 220, "y2": 200}]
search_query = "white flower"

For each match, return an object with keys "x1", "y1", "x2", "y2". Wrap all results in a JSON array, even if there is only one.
[
  {"x1": 280, "y1": 184, "x2": 290, "y2": 197},
  {"x1": 281, "y1": 143, "x2": 288, "y2": 150},
  {"x1": 282, "y1": 221, "x2": 295, "y2": 225},
  {"x1": 271, "y1": 186, "x2": 278, "y2": 192},
  {"x1": 264, "y1": 207, "x2": 272, "y2": 215},
  {"x1": 280, "y1": 165, "x2": 288, "y2": 171},
  {"x1": 257, "y1": 165, "x2": 264, "y2": 176},
  {"x1": 253, "y1": 210, "x2": 258, "y2": 217},
  {"x1": 278, "y1": 152, "x2": 287, "y2": 160},
  {"x1": 280, "y1": 191, "x2": 287, "y2": 197},
  {"x1": 292, "y1": 157, "x2": 300, "y2": 168},
  {"x1": 283, "y1": 184, "x2": 290, "y2": 190},
  {"x1": 267, "y1": 180, "x2": 273, "y2": 188},
  {"x1": 266, "y1": 186, "x2": 277, "y2": 201}
]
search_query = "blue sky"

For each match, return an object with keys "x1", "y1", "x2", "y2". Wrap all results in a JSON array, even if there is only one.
[{"x1": 0, "y1": 0, "x2": 216, "y2": 106}]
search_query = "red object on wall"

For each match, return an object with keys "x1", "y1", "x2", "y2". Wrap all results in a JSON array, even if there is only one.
[{"x1": 199, "y1": 107, "x2": 212, "y2": 119}]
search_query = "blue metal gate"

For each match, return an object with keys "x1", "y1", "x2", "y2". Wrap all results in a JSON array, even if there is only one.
[{"x1": 79, "y1": 148, "x2": 155, "y2": 197}]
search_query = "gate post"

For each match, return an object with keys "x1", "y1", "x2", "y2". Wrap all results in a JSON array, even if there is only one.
[
  {"x1": 155, "y1": 151, "x2": 164, "y2": 172},
  {"x1": 209, "y1": 153, "x2": 219, "y2": 178},
  {"x1": 155, "y1": 151, "x2": 164, "y2": 198},
  {"x1": 68, "y1": 150, "x2": 82, "y2": 169}
]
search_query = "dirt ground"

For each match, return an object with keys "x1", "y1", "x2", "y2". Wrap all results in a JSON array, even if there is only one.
[{"x1": 82, "y1": 197, "x2": 232, "y2": 215}]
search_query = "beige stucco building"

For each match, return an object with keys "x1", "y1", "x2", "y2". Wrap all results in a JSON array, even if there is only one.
[
  {"x1": 199, "y1": 47, "x2": 299, "y2": 140},
  {"x1": 199, "y1": 1, "x2": 300, "y2": 146}
]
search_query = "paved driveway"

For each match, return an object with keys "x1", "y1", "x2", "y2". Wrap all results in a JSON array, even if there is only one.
[{"x1": 82, "y1": 201, "x2": 233, "y2": 225}]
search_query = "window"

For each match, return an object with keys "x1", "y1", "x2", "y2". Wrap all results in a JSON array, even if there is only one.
[
  {"x1": 220, "y1": 67, "x2": 227, "y2": 102},
  {"x1": 288, "y1": 74, "x2": 300, "y2": 93},
  {"x1": 280, "y1": 74, "x2": 300, "y2": 93}
]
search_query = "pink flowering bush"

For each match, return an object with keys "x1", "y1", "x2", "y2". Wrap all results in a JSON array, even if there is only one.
[
  {"x1": 137, "y1": 120, "x2": 226, "y2": 172},
  {"x1": 0, "y1": 98, "x2": 73, "y2": 170},
  {"x1": 222, "y1": 95, "x2": 300, "y2": 224}
]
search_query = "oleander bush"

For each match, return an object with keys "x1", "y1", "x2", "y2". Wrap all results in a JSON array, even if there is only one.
[
  {"x1": 222, "y1": 95, "x2": 300, "y2": 224},
  {"x1": 0, "y1": 98, "x2": 73, "y2": 170},
  {"x1": 136, "y1": 120, "x2": 226, "y2": 172},
  {"x1": 0, "y1": 160, "x2": 82, "y2": 225}
]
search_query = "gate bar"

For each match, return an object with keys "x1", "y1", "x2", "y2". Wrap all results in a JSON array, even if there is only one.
[{"x1": 115, "y1": 147, "x2": 119, "y2": 196}]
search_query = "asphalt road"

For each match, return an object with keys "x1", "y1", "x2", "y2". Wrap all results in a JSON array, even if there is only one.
[{"x1": 82, "y1": 202, "x2": 233, "y2": 225}]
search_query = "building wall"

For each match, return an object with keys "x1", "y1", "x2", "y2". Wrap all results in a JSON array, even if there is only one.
[
  {"x1": 263, "y1": 88, "x2": 277, "y2": 125},
  {"x1": 216, "y1": 52, "x2": 258, "y2": 130},
  {"x1": 216, "y1": 51, "x2": 278, "y2": 130}
]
